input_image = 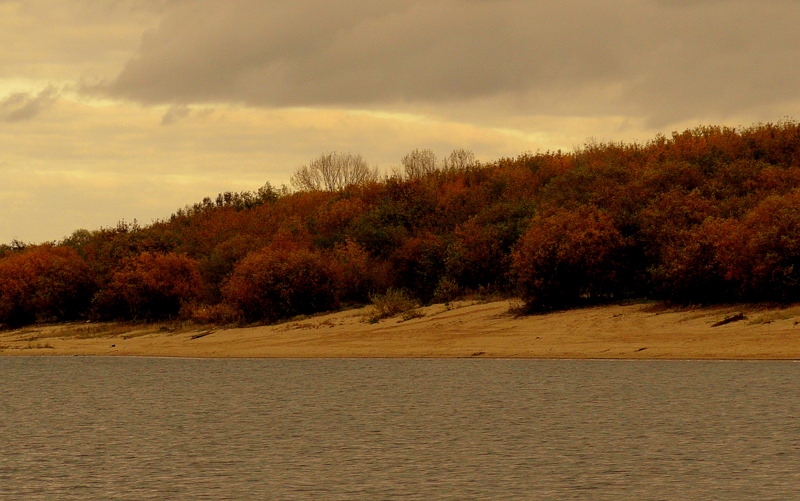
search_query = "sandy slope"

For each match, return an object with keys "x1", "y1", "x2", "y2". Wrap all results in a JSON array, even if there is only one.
[{"x1": 1, "y1": 300, "x2": 799, "y2": 359}]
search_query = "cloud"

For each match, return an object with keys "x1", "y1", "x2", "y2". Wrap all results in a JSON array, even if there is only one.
[
  {"x1": 0, "y1": 86, "x2": 58, "y2": 122},
  {"x1": 0, "y1": 93, "x2": 564, "y2": 243},
  {"x1": 99, "y1": 0, "x2": 800, "y2": 127},
  {"x1": 160, "y1": 104, "x2": 191, "y2": 125},
  {"x1": 103, "y1": 0, "x2": 618, "y2": 106},
  {"x1": 3, "y1": 0, "x2": 800, "y2": 244}
]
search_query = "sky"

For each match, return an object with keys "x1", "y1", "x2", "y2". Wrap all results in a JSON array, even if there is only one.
[{"x1": 2, "y1": 0, "x2": 800, "y2": 244}]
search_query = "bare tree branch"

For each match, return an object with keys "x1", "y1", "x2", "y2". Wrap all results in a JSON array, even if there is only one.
[
  {"x1": 291, "y1": 152, "x2": 379, "y2": 191},
  {"x1": 401, "y1": 148, "x2": 438, "y2": 180}
]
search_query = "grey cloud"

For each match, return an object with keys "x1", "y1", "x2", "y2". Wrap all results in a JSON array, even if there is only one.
[
  {"x1": 161, "y1": 104, "x2": 191, "y2": 125},
  {"x1": 101, "y1": 0, "x2": 800, "y2": 126},
  {"x1": 0, "y1": 87, "x2": 58, "y2": 122}
]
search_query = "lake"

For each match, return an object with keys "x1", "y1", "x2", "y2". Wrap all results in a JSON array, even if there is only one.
[{"x1": 1, "y1": 357, "x2": 798, "y2": 500}]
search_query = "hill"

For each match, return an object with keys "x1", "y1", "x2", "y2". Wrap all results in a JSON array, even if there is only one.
[{"x1": 2, "y1": 120, "x2": 800, "y2": 328}]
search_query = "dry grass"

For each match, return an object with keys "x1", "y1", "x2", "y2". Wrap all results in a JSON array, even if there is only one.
[
  {"x1": 14, "y1": 320, "x2": 204, "y2": 342},
  {"x1": 20, "y1": 342, "x2": 54, "y2": 350},
  {"x1": 56, "y1": 323, "x2": 139, "y2": 339},
  {"x1": 748, "y1": 306, "x2": 800, "y2": 325},
  {"x1": 364, "y1": 289, "x2": 421, "y2": 323}
]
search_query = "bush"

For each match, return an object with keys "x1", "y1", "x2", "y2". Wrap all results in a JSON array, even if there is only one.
[
  {"x1": 365, "y1": 289, "x2": 420, "y2": 323},
  {"x1": 511, "y1": 206, "x2": 623, "y2": 309},
  {"x1": 327, "y1": 240, "x2": 387, "y2": 304},
  {"x1": 432, "y1": 277, "x2": 460, "y2": 304},
  {"x1": 93, "y1": 252, "x2": 201, "y2": 321},
  {"x1": 388, "y1": 232, "x2": 447, "y2": 302},
  {"x1": 444, "y1": 220, "x2": 510, "y2": 291},
  {"x1": 222, "y1": 247, "x2": 337, "y2": 322},
  {"x1": 649, "y1": 218, "x2": 736, "y2": 302},
  {"x1": 0, "y1": 245, "x2": 96, "y2": 326},
  {"x1": 180, "y1": 302, "x2": 241, "y2": 325},
  {"x1": 716, "y1": 191, "x2": 800, "y2": 300}
]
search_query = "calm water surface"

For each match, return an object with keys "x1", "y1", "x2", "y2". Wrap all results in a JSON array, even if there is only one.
[{"x1": 1, "y1": 358, "x2": 798, "y2": 500}]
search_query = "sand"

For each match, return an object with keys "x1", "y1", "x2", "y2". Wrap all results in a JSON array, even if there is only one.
[{"x1": 1, "y1": 300, "x2": 799, "y2": 359}]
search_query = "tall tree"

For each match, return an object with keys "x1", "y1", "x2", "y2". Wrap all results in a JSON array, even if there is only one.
[
  {"x1": 291, "y1": 152, "x2": 378, "y2": 191},
  {"x1": 401, "y1": 148, "x2": 438, "y2": 180}
]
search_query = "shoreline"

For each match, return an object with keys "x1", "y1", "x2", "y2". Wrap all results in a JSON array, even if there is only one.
[{"x1": 1, "y1": 300, "x2": 799, "y2": 360}]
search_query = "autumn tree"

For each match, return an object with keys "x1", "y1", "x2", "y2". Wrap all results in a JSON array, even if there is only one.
[
  {"x1": 291, "y1": 152, "x2": 379, "y2": 192},
  {"x1": 222, "y1": 247, "x2": 337, "y2": 322},
  {"x1": 445, "y1": 220, "x2": 509, "y2": 290},
  {"x1": 0, "y1": 245, "x2": 96, "y2": 326},
  {"x1": 443, "y1": 148, "x2": 478, "y2": 172},
  {"x1": 511, "y1": 206, "x2": 623, "y2": 309},
  {"x1": 93, "y1": 252, "x2": 201, "y2": 321},
  {"x1": 388, "y1": 232, "x2": 447, "y2": 302},
  {"x1": 401, "y1": 148, "x2": 438, "y2": 180},
  {"x1": 327, "y1": 240, "x2": 387, "y2": 304},
  {"x1": 716, "y1": 190, "x2": 800, "y2": 300},
  {"x1": 649, "y1": 218, "x2": 736, "y2": 302}
]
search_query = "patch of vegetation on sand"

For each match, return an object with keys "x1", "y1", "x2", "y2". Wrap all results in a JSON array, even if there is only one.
[{"x1": 364, "y1": 289, "x2": 422, "y2": 323}]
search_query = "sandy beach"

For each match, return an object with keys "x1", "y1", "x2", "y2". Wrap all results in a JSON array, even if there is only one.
[{"x1": 1, "y1": 300, "x2": 799, "y2": 359}]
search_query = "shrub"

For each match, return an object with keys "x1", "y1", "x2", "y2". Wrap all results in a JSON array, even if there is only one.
[
  {"x1": 93, "y1": 252, "x2": 201, "y2": 321},
  {"x1": 716, "y1": 191, "x2": 800, "y2": 300},
  {"x1": 388, "y1": 232, "x2": 447, "y2": 302},
  {"x1": 180, "y1": 302, "x2": 241, "y2": 325},
  {"x1": 222, "y1": 247, "x2": 337, "y2": 322},
  {"x1": 432, "y1": 277, "x2": 460, "y2": 304},
  {"x1": 327, "y1": 240, "x2": 387, "y2": 304},
  {"x1": 0, "y1": 245, "x2": 96, "y2": 326},
  {"x1": 649, "y1": 218, "x2": 736, "y2": 303},
  {"x1": 198, "y1": 235, "x2": 260, "y2": 302},
  {"x1": 364, "y1": 289, "x2": 420, "y2": 323},
  {"x1": 444, "y1": 220, "x2": 510, "y2": 290},
  {"x1": 511, "y1": 206, "x2": 623, "y2": 309}
]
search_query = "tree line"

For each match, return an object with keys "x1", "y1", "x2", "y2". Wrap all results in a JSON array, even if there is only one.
[{"x1": 3, "y1": 121, "x2": 800, "y2": 327}]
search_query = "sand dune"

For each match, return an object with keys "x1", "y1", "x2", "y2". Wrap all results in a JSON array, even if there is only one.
[{"x1": 1, "y1": 300, "x2": 799, "y2": 359}]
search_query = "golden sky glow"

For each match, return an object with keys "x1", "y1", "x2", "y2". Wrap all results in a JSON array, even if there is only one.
[{"x1": 2, "y1": 0, "x2": 800, "y2": 242}]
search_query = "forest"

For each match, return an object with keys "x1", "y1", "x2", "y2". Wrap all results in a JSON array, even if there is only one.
[{"x1": 2, "y1": 121, "x2": 800, "y2": 328}]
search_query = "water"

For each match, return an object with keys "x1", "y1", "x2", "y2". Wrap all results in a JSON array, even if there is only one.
[{"x1": 1, "y1": 358, "x2": 798, "y2": 500}]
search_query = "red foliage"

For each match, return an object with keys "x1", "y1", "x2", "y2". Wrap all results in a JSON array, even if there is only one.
[
  {"x1": 94, "y1": 252, "x2": 201, "y2": 321},
  {"x1": 315, "y1": 197, "x2": 369, "y2": 241},
  {"x1": 637, "y1": 190, "x2": 717, "y2": 258},
  {"x1": 649, "y1": 218, "x2": 737, "y2": 302},
  {"x1": 387, "y1": 232, "x2": 447, "y2": 301},
  {"x1": 716, "y1": 191, "x2": 800, "y2": 300},
  {"x1": 445, "y1": 220, "x2": 509, "y2": 290},
  {"x1": 9, "y1": 121, "x2": 800, "y2": 323},
  {"x1": 0, "y1": 245, "x2": 96, "y2": 325},
  {"x1": 222, "y1": 247, "x2": 337, "y2": 322},
  {"x1": 511, "y1": 206, "x2": 623, "y2": 308},
  {"x1": 327, "y1": 240, "x2": 387, "y2": 304}
]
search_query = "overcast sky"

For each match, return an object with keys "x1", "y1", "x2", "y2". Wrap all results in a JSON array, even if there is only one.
[{"x1": 2, "y1": 0, "x2": 799, "y2": 243}]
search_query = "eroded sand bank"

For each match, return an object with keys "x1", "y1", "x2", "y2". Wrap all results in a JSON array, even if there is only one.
[{"x1": 1, "y1": 300, "x2": 799, "y2": 359}]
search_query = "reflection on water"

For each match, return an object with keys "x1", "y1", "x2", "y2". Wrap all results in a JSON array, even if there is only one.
[{"x1": 1, "y1": 358, "x2": 798, "y2": 500}]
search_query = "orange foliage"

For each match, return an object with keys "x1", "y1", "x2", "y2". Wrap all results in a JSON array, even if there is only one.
[
  {"x1": 511, "y1": 206, "x2": 624, "y2": 308},
  {"x1": 327, "y1": 240, "x2": 387, "y2": 303},
  {"x1": 637, "y1": 190, "x2": 717, "y2": 257},
  {"x1": 93, "y1": 252, "x2": 201, "y2": 321},
  {"x1": 7, "y1": 121, "x2": 800, "y2": 326},
  {"x1": 0, "y1": 245, "x2": 96, "y2": 325},
  {"x1": 222, "y1": 247, "x2": 337, "y2": 322},
  {"x1": 649, "y1": 218, "x2": 737, "y2": 302},
  {"x1": 445, "y1": 220, "x2": 509, "y2": 290},
  {"x1": 717, "y1": 191, "x2": 800, "y2": 300}
]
